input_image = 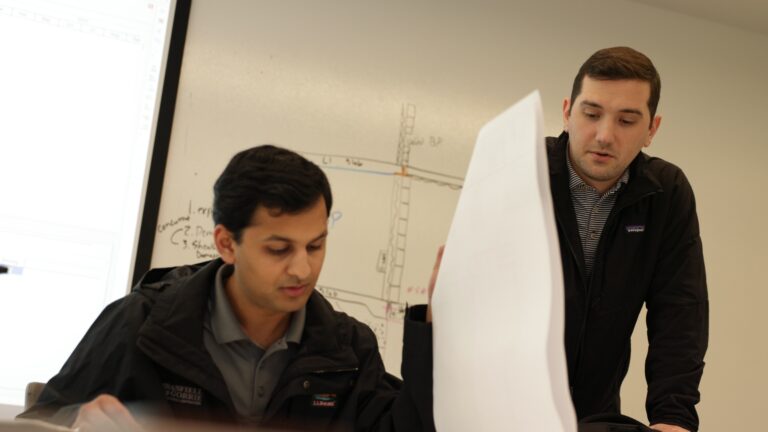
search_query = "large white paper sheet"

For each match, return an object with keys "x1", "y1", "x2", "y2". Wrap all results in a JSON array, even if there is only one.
[{"x1": 432, "y1": 91, "x2": 576, "y2": 431}]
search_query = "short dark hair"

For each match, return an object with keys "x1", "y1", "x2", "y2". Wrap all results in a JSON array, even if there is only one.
[
  {"x1": 570, "y1": 46, "x2": 661, "y2": 123},
  {"x1": 213, "y1": 145, "x2": 333, "y2": 242}
]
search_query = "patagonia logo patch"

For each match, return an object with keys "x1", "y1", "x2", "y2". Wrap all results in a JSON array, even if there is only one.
[
  {"x1": 311, "y1": 393, "x2": 338, "y2": 408},
  {"x1": 625, "y1": 225, "x2": 645, "y2": 233},
  {"x1": 162, "y1": 383, "x2": 203, "y2": 406}
]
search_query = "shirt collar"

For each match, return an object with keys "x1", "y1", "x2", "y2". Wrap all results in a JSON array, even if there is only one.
[
  {"x1": 210, "y1": 263, "x2": 305, "y2": 345},
  {"x1": 566, "y1": 144, "x2": 629, "y2": 194}
]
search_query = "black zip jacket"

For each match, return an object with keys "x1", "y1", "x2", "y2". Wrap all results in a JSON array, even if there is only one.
[
  {"x1": 20, "y1": 259, "x2": 435, "y2": 431},
  {"x1": 549, "y1": 132, "x2": 708, "y2": 431}
]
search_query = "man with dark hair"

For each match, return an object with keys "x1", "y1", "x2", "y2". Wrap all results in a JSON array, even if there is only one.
[
  {"x1": 551, "y1": 47, "x2": 707, "y2": 432},
  {"x1": 20, "y1": 145, "x2": 436, "y2": 431}
]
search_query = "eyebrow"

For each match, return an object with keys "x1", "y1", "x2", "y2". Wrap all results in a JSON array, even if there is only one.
[
  {"x1": 264, "y1": 230, "x2": 328, "y2": 243},
  {"x1": 580, "y1": 100, "x2": 644, "y2": 117}
]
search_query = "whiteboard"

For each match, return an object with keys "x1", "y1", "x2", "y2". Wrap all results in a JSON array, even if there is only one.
[{"x1": 150, "y1": 0, "x2": 576, "y2": 373}]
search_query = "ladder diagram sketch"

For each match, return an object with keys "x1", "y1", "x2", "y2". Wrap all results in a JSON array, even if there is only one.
[{"x1": 153, "y1": 104, "x2": 465, "y2": 372}]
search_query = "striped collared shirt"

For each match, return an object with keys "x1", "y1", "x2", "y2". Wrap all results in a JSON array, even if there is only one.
[{"x1": 566, "y1": 150, "x2": 629, "y2": 278}]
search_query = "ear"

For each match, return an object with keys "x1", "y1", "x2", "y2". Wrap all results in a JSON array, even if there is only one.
[
  {"x1": 562, "y1": 98, "x2": 572, "y2": 132},
  {"x1": 214, "y1": 224, "x2": 237, "y2": 264},
  {"x1": 646, "y1": 115, "x2": 662, "y2": 147}
]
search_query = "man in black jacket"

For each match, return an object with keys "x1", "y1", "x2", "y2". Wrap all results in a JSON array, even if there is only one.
[
  {"x1": 554, "y1": 47, "x2": 708, "y2": 432},
  {"x1": 20, "y1": 145, "x2": 435, "y2": 431}
]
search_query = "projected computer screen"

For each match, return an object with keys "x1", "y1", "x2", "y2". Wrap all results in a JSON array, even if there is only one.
[{"x1": 0, "y1": 0, "x2": 179, "y2": 407}]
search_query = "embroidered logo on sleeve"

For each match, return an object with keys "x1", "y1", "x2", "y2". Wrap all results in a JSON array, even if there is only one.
[
  {"x1": 311, "y1": 393, "x2": 338, "y2": 408},
  {"x1": 162, "y1": 383, "x2": 203, "y2": 406},
  {"x1": 625, "y1": 225, "x2": 645, "y2": 233}
]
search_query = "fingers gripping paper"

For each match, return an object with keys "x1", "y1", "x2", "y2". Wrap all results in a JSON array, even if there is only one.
[{"x1": 431, "y1": 91, "x2": 576, "y2": 431}]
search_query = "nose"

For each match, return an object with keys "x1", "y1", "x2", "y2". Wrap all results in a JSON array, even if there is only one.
[
  {"x1": 287, "y1": 251, "x2": 312, "y2": 281},
  {"x1": 595, "y1": 120, "x2": 615, "y2": 146}
]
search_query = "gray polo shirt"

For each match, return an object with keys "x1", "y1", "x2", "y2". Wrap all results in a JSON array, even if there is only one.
[
  {"x1": 566, "y1": 150, "x2": 629, "y2": 278},
  {"x1": 203, "y1": 264, "x2": 306, "y2": 423}
]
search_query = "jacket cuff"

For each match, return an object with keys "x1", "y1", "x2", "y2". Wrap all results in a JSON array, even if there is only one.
[
  {"x1": 405, "y1": 304, "x2": 428, "y2": 322},
  {"x1": 400, "y1": 304, "x2": 434, "y2": 430},
  {"x1": 402, "y1": 304, "x2": 432, "y2": 376}
]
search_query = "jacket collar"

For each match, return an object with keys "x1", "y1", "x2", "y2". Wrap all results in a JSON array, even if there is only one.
[
  {"x1": 135, "y1": 260, "x2": 359, "y2": 404},
  {"x1": 136, "y1": 259, "x2": 232, "y2": 406},
  {"x1": 139, "y1": 259, "x2": 219, "y2": 344},
  {"x1": 137, "y1": 260, "x2": 348, "y2": 351},
  {"x1": 548, "y1": 131, "x2": 663, "y2": 205},
  {"x1": 548, "y1": 133, "x2": 586, "y2": 274}
]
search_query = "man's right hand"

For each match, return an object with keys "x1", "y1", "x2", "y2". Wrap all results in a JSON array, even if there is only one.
[{"x1": 73, "y1": 394, "x2": 144, "y2": 432}]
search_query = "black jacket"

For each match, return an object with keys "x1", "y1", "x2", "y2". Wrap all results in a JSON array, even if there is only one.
[
  {"x1": 548, "y1": 132, "x2": 708, "y2": 431},
  {"x1": 20, "y1": 259, "x2": 435, "y2": 431}
]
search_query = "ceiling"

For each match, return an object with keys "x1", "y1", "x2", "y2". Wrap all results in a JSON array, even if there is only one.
[{"x1": 627, "y1": 0, "x2": 768, "y2": 36}]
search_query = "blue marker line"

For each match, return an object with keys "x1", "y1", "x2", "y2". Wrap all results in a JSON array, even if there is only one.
[{"x1": 323, "y1": 166, "x2": 395, "y2": 176}]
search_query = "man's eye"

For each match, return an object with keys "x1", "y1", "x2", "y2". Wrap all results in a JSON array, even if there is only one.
[
  {"x1": 308, "y1": 243, "x2": 324, "y2": 252},
  {"x1": 267, "y1": 247, "x2": 290, "y2": 255},
  {"x1": 584, "y1": 112, "x2": 599, "y2": 119},
  {"x1": 619, "y1": 118, "x2": 637, "y2": 125}
]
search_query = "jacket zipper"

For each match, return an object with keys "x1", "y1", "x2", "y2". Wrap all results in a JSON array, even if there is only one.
[
  {"x1": 568, "y1": 189, "x2": 659, "y2": 397},
  {"x1": 555, "y1": 211, "x2": 589, "y2": 390}
]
